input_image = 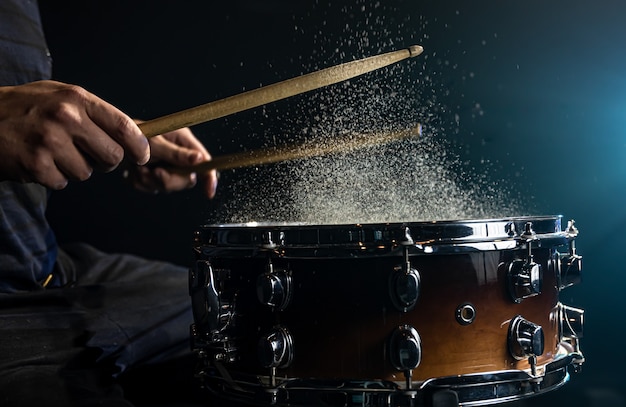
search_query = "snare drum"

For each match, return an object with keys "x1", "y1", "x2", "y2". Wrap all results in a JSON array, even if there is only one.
[{"x1": 189, "y1": 216, "x2": 584, "y2": 407}]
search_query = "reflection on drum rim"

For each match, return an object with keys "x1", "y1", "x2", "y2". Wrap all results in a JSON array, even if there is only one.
[{"x1": 194, "y1": 215, "x2": 573, "y2": 258}]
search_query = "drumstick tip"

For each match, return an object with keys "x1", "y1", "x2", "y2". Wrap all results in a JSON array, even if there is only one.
[{"x1": 408, "y1": 45, "x2": 424, "y2": 57}]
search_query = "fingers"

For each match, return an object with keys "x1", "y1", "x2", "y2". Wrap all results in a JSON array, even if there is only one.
[
  {"x1": 49, "y1": 138, "x2": 94, "y2": 188},
  {"x1": 3, "y1": 81, "x2": 150, "y2": 187},
  {"x1": 53, "y1": 84, "x2": 150, "y2": 166},
  {"x1": 37, "y1": 82, "x2": 150, "y2": 187},
  {"x1": 203, "y1": 169, "x2": 218, "y2": 199},
  {"x1": 0, "y1": 80, "x2": 219, "y2": 197},
  {"x1": 147, "y1": 130, "x2": 219, "y2": 198},
  {"x1": 68, "y1": 121, "x2": 124, "y2": 173},
  {"x1": 150, "y1": 134, "x2": 206, "y2": 167},
  {"x1": 143, "y1": 135, "x2": 204, "y2": 193},
  {"x1": 129, "y1": 166, "x2": 198, "y2": 194},
  {"x1": 12, "y1": 117, "x2": 95, "y2": 189}
]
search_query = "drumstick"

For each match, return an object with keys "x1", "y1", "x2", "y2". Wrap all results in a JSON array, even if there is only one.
[
  {"x1": 171, "y1": 124, "x2": 422, "y2": 173},
  {"x1": 138, "y1": 45, "x2": 424, "y2": 138}
]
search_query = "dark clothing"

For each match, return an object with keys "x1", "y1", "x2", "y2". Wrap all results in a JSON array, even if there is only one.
[
  {"x1": 0, "y1": 244, "x2": 195, "y2": 406},
  {"x1": 0, "y1": 0, "x2": 52, "y2": 86},
  {"x1": 0, "y1": 1, "x2": 204, "y2": 405},
  {"x1": 0, "y1": 0, "x2": 56, "y2": 293},
  {"x1": 0, "y1": 182, "x2": 58, "y2": 292}
]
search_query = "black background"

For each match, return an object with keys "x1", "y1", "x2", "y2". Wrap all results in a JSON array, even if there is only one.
[{"x1": 39, "y1": 1, "x2": 626, "y2": 405}]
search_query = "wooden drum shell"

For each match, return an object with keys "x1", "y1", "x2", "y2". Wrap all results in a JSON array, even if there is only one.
[{"x1": 198, "y1": 247, "x2": 559, "y2": 383}]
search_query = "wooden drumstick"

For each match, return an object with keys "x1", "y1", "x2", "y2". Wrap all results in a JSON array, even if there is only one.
[
  {"x1": 138, "y1": 45, "x2": 424, "y2": 138},
  {"x1": 170, "y1": 124, "x2": 422, "y2": 173}
]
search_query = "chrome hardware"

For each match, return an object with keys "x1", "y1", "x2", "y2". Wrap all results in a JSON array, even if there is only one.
[
  {"x1": 560, "y1": 303, "x2": 584, "y2": 339},
  {"x1": 389, "y1": 248, "x2": 420, "y2": 312},
  {"x1": 389, "y1": 268, "x2": 420, "y2": 312},
  {"x1": 507, "y1": 259, "x2": 542, "y2": 303},
  {"x1": 455, "y1": 303, "x2": 476, "y2": 325},
  {"x1": 401, "y1": 226, "x2": 414, "y2": 245},
  {"x1": 507, "y1": 224, "x2": 542, "y2": 303},
  {"x1": 190, "y1": 260, "x2": 233, "y2": 336},
  {"x1": 196, "y1": 354, "x2": 583, "y2": 407},
  {"x1": 389, "y1": 325, "x2": 422, "y2": 389},
  {"x1": 557, "y1": 220, "x2": 583, "y2": 289},
  {"x1": 261, "y1": 231, "x2": 277, "y2": 250},
  {"x1": 190, "y1": 324, "x2": 237, "y2": 363},
  {"x1": 520, "y1": 221, "x2": 537, "y2": 241},
  {"x1": 508, "y1": 315, "x2": 544, "y2": 360},
  {"x1": 559, "y1": 251, "x2": 583, "y2": 289},
  {"x1": 528, "y1": 355, "x2": 539, "y2": 380},
  {"x1": 257, "y1": 260, "x2": 292, "y2": 310},
  {"x1": 258, "y1": 326, "x2": 294, "y2": 370},
  {"x1": 505, "y1": 221, "x2": 516, "y2": 237},
  {"x1": 260, "y1": 231, "x2": 285, "y2": 250},
  {"x1": 558, "y1": 303, "x2": 584, "y2": 372},
  {"x1": 565, "y1": 219, "x2": 579, "y2": 238},
  {"x1": 189, "y1": 260, "x2": 237, "y2": 362}
]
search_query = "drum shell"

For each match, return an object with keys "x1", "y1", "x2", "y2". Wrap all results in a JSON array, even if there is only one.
[{"x1": 193, "y1": 246, "x2": 560, "y2": 382}]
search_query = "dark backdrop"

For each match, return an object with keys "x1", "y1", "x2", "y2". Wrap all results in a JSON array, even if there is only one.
[{"x1": 40, "y1": 1, "x2": 625, "y2": 405}]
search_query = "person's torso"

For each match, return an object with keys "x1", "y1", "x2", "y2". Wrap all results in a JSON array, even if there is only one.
[{"x1": 0, "y1": 0, "x2": 56, "y2": 292}]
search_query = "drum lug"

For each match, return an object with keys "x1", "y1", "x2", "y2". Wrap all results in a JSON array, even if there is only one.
[
  {"x1": 508, "y1": 223, "x2": 543, "y2": 303},
  {"x1": 558, "y1": 252, "x2": 583, "y2": 289},
  {"x1": 558, "y1": 303, "x2": 585, "y2": 371},
  {"x1": 257, "y1": 260, "x2": 292, "y2": 311},
  {"x1": 389, "y1": 248, "x2": 421, "y2": 312},
  {"x1": 389, "y1": 325, "x2": 422, "y2": 389},
  {"x1": 258, "y1": 326, "x2": 294, "y2": 386},
  {"x1": 258, "y1": 326, "x2": 294, "y2": 368},
  {"x1": 507, "y1": 259, "x2": 542, "y2": 303},
  {"x1": 190, "y1": 260, "x2": 233, "y2": 335},
  {"x1": 189, "y1": 260, "x2": 237, "y2": 361},
  {"x1": 558, "y1": 220, "x2": 583, "y2": 289},
  {"x1": 508, "y1": 315, "x2": 544, "y2": 360},
  {"x1": 559, "y1": 303, "x2": 584, "y2": 341}
]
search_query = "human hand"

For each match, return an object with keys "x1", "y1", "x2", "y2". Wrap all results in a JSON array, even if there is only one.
[
  {"x1": 0, "y1": 80, "x2": 150, "y2": 189},
  {"x1": 124, "y1": 127, "x2": 218, "y2": 199}
]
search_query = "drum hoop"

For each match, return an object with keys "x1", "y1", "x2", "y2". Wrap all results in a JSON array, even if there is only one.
[
  {"x1": 195, "y1": 215, "x2": 572, "y2": 256},
  {"x1": 196, "y1": 349, "x2": 581, "y2": 407}
]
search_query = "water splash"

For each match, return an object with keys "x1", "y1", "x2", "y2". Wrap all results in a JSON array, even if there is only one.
[{"x1": 207, "y1": 2, "x2": 528, "y2": 225}]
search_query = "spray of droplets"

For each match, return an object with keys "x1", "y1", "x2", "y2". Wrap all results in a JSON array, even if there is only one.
[{"x1": 208, "y1": 2, "x2": 529, "y2": 225}]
